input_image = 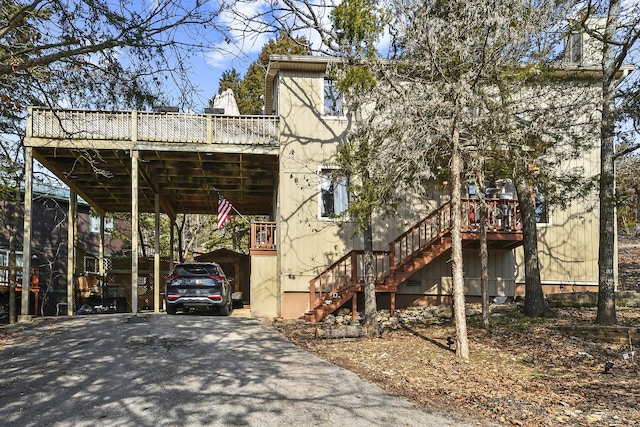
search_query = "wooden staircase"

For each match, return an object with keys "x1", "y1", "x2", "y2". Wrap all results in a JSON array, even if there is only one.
[{"x1": 304, "y1": 198, "x2": 522, "y2": 322}]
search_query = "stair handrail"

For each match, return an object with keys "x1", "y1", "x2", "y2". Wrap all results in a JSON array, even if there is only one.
[
  {"x1": 389, "y1": 201, "x2": 452, "y2": 273},
  {"x1": 308, "y1": 250, "x2": 390, "y2": 313},
  {"x1": 309, "y1": 251, "x2": 357, "y2": 311}
]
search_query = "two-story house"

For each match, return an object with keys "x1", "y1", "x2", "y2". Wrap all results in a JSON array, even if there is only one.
[{"x1": 22, "y1": 39, "x2": 628, "y2": 320}]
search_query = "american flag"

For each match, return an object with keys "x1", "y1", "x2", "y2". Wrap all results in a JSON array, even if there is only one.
[{"x1": 218, "y1": 196, "x2": 232, "y2": 229}]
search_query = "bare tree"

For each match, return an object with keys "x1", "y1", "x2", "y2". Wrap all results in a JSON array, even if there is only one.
[
  {"x1": 373, "y1": 0, "x2": 575, "y2": 357},
  {"x1": 0, "y1": 0, "x2": 234, "y2": 322},
  {"x1": 575, "y1": 1, "x2": 640, "y2": 325}
]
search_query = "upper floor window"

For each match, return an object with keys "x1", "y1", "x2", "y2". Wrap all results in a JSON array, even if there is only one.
[
  {"x1": 323, "y1": 78, "x2": 343, "y2": 117},
  {"x1": 319, "y1": 169, "x2": 348, "y2": 218},
  {"x1": 566, "y1": 32, "x2": 582, "y2": 64},
  {"x1": 90, "y1": 215, "x2": 114, "y2": 234},
  {"x1": 535, "y1": 187, "x2": 551, "y2": 225}
]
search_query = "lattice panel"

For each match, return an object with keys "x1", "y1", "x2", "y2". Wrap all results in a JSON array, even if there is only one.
[{"x1": 137, "y1": 113, "x2": 207, "y2": 142}]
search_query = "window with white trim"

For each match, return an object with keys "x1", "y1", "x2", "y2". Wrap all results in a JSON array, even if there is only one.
[
  {"x1": 323, "y1": 78, "x2": 343, "y2": 117},
  {"x1": 90, "y1": 215, "x2": 114, "y2": 234},
  {"x1": 535, "y1": 187, "x2": 551, "y2": 224},
  {"x1": 319, "y1": 169, "x2": 348, "y2": 218},
  {"x1": 0, "y1": 250, "x2": 23, "y2": 285},
  {"x1": 84, "y1": 256, "x2": 98, "y2": 273}
]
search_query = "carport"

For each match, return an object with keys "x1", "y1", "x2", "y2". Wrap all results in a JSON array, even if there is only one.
[{"x1": 20, "y1": 107, "x2": 279, "y2": 320}]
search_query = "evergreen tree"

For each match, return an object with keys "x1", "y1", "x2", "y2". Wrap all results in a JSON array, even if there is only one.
[{"x1": 211, "y1": 34, "x2": 310, "y2": 115}]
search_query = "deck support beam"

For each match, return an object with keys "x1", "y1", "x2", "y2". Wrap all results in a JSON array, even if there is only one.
[{"x1": 131, "y1": 150, "x2": 139, "y2": 313}]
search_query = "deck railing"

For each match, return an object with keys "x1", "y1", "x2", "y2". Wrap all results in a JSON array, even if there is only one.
[
  {"x1": 462, "y1": 197, "x2": 521, "y2": 231},
  {"x1": 250, "y1": 221, "x2": 277, "y2": 255},
  {"x1": 27, "y1": 107, "x2": 279, "y2": 145}
]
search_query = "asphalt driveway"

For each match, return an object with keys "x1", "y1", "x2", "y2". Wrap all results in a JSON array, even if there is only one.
[{"x1": 0, "y1": 313, "x2": 472, "y2": 426}]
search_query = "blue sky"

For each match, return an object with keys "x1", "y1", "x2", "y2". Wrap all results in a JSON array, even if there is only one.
[{"x1": 165, "y1": 1, "x2": 333, "y2": 111}]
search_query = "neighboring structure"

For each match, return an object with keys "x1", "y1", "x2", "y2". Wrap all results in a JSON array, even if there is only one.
[
  {"x1": 22, "y1": 40, "x2": 632, "y2": 320},
  {"x1": 0, "y1": 186, "x2": 131, "y2": 318}
]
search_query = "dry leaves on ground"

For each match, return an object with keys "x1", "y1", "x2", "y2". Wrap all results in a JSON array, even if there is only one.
[{"x1": 275, "y1": 308, "x2": 640, "y2": 427}]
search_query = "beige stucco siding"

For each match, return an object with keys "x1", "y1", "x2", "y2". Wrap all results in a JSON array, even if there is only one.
[
  {"x1": 250, "y1": 254, "x2": 279, "y2": 317},
  {"x1": 277, "y1": 70, "x2": 354, "y2": 294}
]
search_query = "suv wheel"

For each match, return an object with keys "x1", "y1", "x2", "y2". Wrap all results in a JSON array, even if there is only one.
[{"x1": 166, "y1": 305, "x2": 177, "y2": 315}]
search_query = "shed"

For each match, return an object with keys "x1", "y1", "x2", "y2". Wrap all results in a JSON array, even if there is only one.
[{"x1": 195, "y1": 249, "x2": 250, "y2": 306}]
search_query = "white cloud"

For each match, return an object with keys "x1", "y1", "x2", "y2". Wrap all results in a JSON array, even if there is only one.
[{"x1": 204, "y1": 50, "x2": 229, "y2": 69}]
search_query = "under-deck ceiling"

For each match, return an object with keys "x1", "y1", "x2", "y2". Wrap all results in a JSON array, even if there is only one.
[{"x1": 31, "y1": 146, "x2": 279, "y2": 217}]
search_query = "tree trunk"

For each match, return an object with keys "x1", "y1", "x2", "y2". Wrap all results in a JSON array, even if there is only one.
[
  {"x1": 362, "y1": 218, "x2": 378, "y2": 337},
  {"x1": 175, "y1": 216, "x2": 185, "y2": 263},
  {"x1": 8, "y1": 230, "x2": 16, "y2": 324},
  {"x1": 8, "y1": 195, "x2": 19, "y2": 324},
  {"x1": 451, "y1": 129, "x2": 469, "y2": 358},
  {"x1": 515, "y1": 175, "x2": 547, "y2": 317},
  {"x1": 138, "y1": 227, "x2": 147, "y2": 258},
  {"x1": 596, "y1": 33, "x2": 618, "y2": 325}
]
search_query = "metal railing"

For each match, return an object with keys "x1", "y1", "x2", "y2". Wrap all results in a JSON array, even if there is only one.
[{"x1": 28, "y1": 107, "x2": 279, "y2": 146}]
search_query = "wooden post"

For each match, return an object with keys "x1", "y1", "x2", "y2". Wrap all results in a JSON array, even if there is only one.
[
  {"x1": 67, "y1": 189, "x2": 77, "y2": 316},
  {"x1": 20, "y1": 147, "x2": 33, "y2": 321},
  {"x1": 99, "y1": 216, "x2": 105, "y2": 282},
  {"x1": 131, "y1": 150, "x2": 139, "y2": 313},
  {"x1": 390, "y1": 292, "x2": 396, "y2": 317},
  {"x1": 154, "y1": 194, "x2": 160, "y2": 313},
  {"x1": 309, "y1": 278, "x2": 316, "y2": 312},
  {"x1": 352, "y1": 293, "x2": 357, "y2": 320}
]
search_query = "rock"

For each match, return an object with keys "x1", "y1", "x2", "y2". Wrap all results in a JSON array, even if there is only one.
[
  {"x1": 586, "y1": 414, "x2": 602, "y2": 423},
  {"x1": 336, "y1": 308, "x2": 351, "y2": 316},
  {"x1": 315, "y1": 324, "x2": 366, "y2": 339}
]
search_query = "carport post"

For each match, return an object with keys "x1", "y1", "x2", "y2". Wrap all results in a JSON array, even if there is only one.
[
  {"x1": 19, "y1": 147, "x2": 33, "y2": 322},
  {"x1": 154, "y1": 194, "x2": 160, "y2": 313},
  {"x1": 131, "y1": 150, "x2": 139, "y2": 313},
  {"x1": 99, "y1": 216, "x2": 105, "y2": 276},
  {"x1": 67, "y1": 189, "x2": 77, "y2": 315}
]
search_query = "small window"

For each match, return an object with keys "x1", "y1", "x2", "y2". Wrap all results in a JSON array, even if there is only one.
[
  {"x1": 323, "y1": 78, "x2": 343, "y2": 117},
  {"x1": 90, "y1": 215, "x2": 114, "y2": 234},
  {"x1": 319, "y1": 169, "x2": 348, "y2": 218},
  {"x1": 567, "y1": 32, "x2": 582, "y2": 63},
  {"x1": 0, "y1": 251, "x2": 23, "y2": 285},
  {"x1": 535, "y1": 187, "x2": 551, "y2": 224},
  {"x1": 84, "y1": 256, "x2": 98, "y2": 273}
]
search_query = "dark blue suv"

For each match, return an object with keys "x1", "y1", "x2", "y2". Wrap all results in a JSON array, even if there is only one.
[{"x1": 165, "y1": 262, "x2": 233, "y2": 315}]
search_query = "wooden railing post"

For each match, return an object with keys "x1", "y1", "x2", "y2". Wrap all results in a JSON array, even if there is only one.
[
  {"x1": 390, "y1": 292, "x2": 396, "y2": 317},
  {"x1": 309, "y1": 278, "x2": 316, "y2": 312},
  {"x1": 352, "y1": 293, "x2": 357, "y2": 320}
]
